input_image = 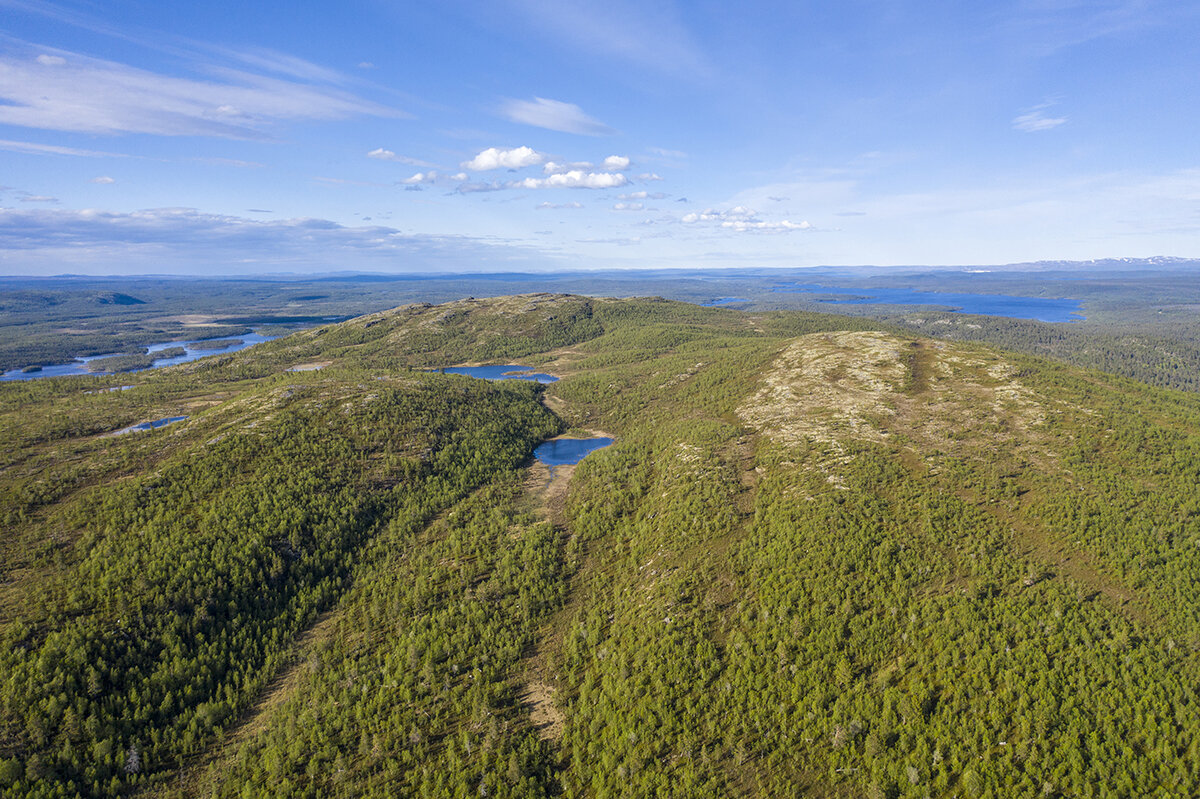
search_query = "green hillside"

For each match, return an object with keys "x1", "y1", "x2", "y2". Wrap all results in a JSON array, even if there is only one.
[{"x1": 2, "y1": 295, "x2": 1198, "y2": 797}]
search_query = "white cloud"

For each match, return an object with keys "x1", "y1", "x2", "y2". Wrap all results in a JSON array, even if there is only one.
[
  {"x1": 357, "y1": 61, "x2": 376, "y2": 69},
  {"x1": 543, "y1": 160, "x2": 593, "y2": 174},
  {"x1": 721, "y1": 219, "x2": 811, "y2": 232},
  {"x1": 19, "y1": 194, "x2": 59, "y2": 203},
  {"x1": 647, "y1": 146, "x2": 687, "y2": 159},
  {"x1": 1012, "y1": 103, "x2": 1067, "y2": 132},
  {"x1": 537, "y1": 201, "x2": 583, "y2": 209},
  {"x1": 500, "y1": 97, "x2": 616, "y2": 136},
  {"x1": 216, "y1": 47, "x2": 349, "y2": 84},
  {"x1": 462, "y1": 146, "x2": 546, "y2": 171},
  {"x1": 37, "y1": 54, "x2": 66, "y2": 66},
  {"x1": 0, "y1": 46, "x2": 400, "y2": 138},
  {"x1": 401, "y1": 171, "x2": 439, "y2": 185},
  {"x1": 681, "y1": 206, "x2": 811, "y2": 232},
  {"x1": 510, "y1": 170, "x2": 628, "y2": 189},
  {"x1": 619, "y1": 191, "x2": 668, "y2": 200},
  {"x1": 90, "y1": 176, "x2": 115, "y2": 184},
  {"x1": 602, "y1": 155, "x2": 631, "y2": 171},
  {"x1": 368, "y1": 148, "x2": 437, "y2": 167},
  {"x1": 612, "y1": 202, "x2": 644, "y2": 211},
  {"x1": 636, "y1": 172, "x2": 663, "y2": 181},
  {"x1": 0, "y1": 138, "x2": 130, "y2": 158}
]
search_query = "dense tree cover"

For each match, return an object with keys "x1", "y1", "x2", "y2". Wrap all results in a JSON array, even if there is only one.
[
  {"x1": 194, "y1": 476, "x2": 566, "y2": 799},
  {"x1": 0, "y1": 371, "x2": 560, "y2": 797},
  {"x1": 890, "y1": 313, "x2": 1200, "y2": 394},
  {"x1": 544, "y1": 314, "x2": 1200, "y2": 797},
  {"x1": 3, "y1": 293, "x2": 1200, "y2": 797}
]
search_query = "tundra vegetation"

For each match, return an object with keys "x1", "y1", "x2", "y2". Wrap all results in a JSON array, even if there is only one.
[{"x1": 1, "y1": 294, "x2": 1199, "y2": 797}]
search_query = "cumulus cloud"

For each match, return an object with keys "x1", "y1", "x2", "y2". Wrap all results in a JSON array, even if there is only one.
[
  {"x1": 500, "y1": 97, "x2": 615, "y2": 136},
  {"x1": 0, "y1": 46, "x2": 400, "y2": 138},
  {"x1": 401, "y1": 171, "x2": 438, "y2": 185},
  {"x1": 682, "y1": 206, "x2": 811, "y2": 232},
  {"x1": 635, "y1": 172, "x2": 663, "y2": 181},
  {"x1": 462, "y1": 146, "x2": 547, "y2": 171},
  {"x1": 537, "y1": 201, "x2": 584, "y2": 209},
  {"x1": 721, "y1": 219, "x2": 811, "y2": 231},
  {"x1": 612, "y1": 202, "x2": 644, "y2": 211},
  {"x1": 510, "y1": 170, "x2": 628, "y2": 190},
  {"x1": 619, "y1": 191, "x2": 667, "y2": 200},
  {"x1": 602, "y1": 155, "x2": 631, "y2": 171},
  {"x1": 0, "y1": 207, "x2": 555, "y2": 273},
  {"x1": 398, "y1": 170, "x2": 468, "y2": 186},
  {"x1": 90, "y1": 176, "x2": 115, "y2": 184},
  {"x1": 1012, "y1": 103, "x2": 1067, "y2": 132}
]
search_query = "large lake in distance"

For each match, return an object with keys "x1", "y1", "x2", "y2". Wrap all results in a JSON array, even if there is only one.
[
  {"x1": 1, "y1": 333, "x2": 278, "y2": 381},
  {"x1": 771, "y1": 283, "x2": 1085, "y2": 323}
]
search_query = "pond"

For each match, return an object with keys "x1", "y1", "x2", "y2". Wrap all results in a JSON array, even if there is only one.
[
  {"x1": 770, "y1": 283, "x2": 1085, "y2": 323},
  {"x1": 113, "y1": 416, "x2": 188, "y2": 435},
  {"x1": 701, "y1": 297, "x2": 749, "y2": 307},
  {"x1": 437, "y1": 364, "x2": 559, "y2": 383},
  {"x1": 1, "y1": 333, "x2": 279, "y2": 381},
  {"x1": 534, "y1": 437, "x2": 614, "y2": 466}
]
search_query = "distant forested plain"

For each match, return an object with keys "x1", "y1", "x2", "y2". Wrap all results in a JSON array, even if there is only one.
[
  {"x1": 5, "y1": 263, "x2": 1200, "y2": 392},
  {"x1": 2, "y1": 278, "x2": 1200, "y2": 797}
]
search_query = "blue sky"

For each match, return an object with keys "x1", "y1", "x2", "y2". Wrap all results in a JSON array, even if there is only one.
[{"x1": 1, "y1": 0, "x2": 1198, "y2": 274}]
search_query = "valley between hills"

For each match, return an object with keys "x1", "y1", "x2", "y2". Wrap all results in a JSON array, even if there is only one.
[{"x1": 2, "y1": 294, "x2": 1200, "y2": 797}]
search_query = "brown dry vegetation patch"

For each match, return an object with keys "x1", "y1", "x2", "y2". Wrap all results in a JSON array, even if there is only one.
[
  {"x1": 738, "y1": 331, "x2": 1050, "y2": 462},
  {"x1": 285, "y1": 360, "x2": 331, "y2": 372},
  {"x1": 514, "y1": 431, "x2": 613, "y2": 744},
  {"x1": 739, "y1": 330, "x2": 1151, "y2": 626}
]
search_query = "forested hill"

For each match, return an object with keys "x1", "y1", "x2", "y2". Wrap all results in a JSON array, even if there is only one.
[{"x1": 2, "y1": 294, "x2": 1199, "y2": 797}]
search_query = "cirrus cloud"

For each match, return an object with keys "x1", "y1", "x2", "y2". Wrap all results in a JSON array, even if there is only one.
[
  {"x1": 1012, "y1": 102, "x2": 1067, "y2": 132},
  {"x1": 0, "y1": 45, "x2": 401, "y2": 139},
  {"x1": 368, "y1": 148, "x2": 437, "y2": 167},
  {"x1": 500, "y1": 97, "x2": 616, "y2": 136},
  {"x1": 0, "y1": 207, "x2": 557, "y2": 273}
]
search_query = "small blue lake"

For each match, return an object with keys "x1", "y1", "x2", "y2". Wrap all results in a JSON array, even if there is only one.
[
  {"x1": 701, "y1": 297, "x2": 749, "y2": 307},
  {"x1": 114, "y1": 416, "x2": 188, "y2": 435},
  {"x1": 437, "y1": 364, "x2": 559, "y2": 383},
  {"x1": 534, "y1": 437, "x2": 614, "y2": 466},
  {"x1": 1, "y1": 333, "x2": 279, "y2": 381},
  {"x1": 771, "y1": 283, "x2": 1085, "y2": 323}
]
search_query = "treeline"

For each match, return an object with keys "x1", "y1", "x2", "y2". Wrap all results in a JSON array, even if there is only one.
[{"x1": 893, "y1": 313, "x2": 1200, "y2": 393}]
